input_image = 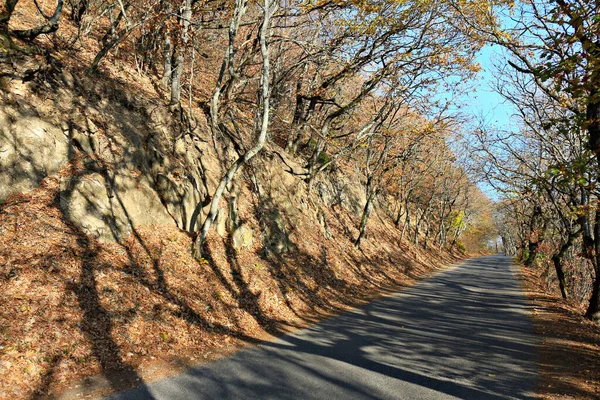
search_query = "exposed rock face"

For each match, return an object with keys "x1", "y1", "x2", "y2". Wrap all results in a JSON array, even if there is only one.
[
  {"x1": 214, "y1": 207, "x2": 228, "y2": 237},
  {"x1": 255, "y1": 156, "x2": 303, "y2": 254},
  {"x1": 148, "y1": 135, "x2": 214, "y2": 234},
  {"x1": 0, "y1": 101, "x2": 367, "y2": 249},
  {"x1": 0, "y1": 107, "x2": 70, "y2": 203},
  {"x1": 0, "y1": 98, "x2": 211, "y2": 243},
  {"x1": 153, "y1": 169, "x2": 205, "y2": 233},
  {"x1": 60, "y1": 170, "x2": 175, "y2": 242},
  {"x1": 232, "y1": 225, "x2": 253, "y2": 249},
  {"x1": 0, "y1": 64, "x2": 368, "y2": 249},
  {"x1": 315, "y1": 170, "x2": 365, "y2": 217}
]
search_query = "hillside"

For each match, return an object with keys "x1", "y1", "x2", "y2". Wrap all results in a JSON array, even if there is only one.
[
  {"x1": 0, "y1": 1, "x2": 495, "y2": 398},
  {"x1": 0, "y1": 60, "x2": 462, "y2": 397}
]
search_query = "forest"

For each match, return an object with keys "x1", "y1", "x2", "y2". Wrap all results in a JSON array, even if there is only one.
[
  {"x1": 0, "y1": 0, "x2": 599, "y2": 398},
  {"x1": 2, "y1": 0, "x2": 501, "y2": 251}
]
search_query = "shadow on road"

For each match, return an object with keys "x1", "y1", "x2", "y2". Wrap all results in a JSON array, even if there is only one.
[{"x1": 106, "y1": 255, "x2": 539, "y2": 400}]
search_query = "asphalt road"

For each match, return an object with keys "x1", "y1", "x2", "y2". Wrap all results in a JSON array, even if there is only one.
[{"x1": 106, "y1": 255, "x2": 538, "y2": 400}]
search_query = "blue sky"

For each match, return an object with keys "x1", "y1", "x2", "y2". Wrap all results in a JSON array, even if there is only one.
[
  {"x1": 468, "y1": 45, "x2": 515, "y2": 131},
  {"x1": 465, "y1": 45, "x2": 517, "y2": 201}
]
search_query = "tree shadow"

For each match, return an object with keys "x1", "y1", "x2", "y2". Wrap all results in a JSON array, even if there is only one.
[
  {"x1": 31, "y1": 353, "x2": 61, "y2": 399},
  {"x1": 223, "y1": 238, "x2": 282, "y2": 334},
  {"x1": 43, "y1": 152, "x2": 261, "y2": 398},
  {"x1": 68, "y1": 234, "x2": 154, "y2": 397},
  {"x1": 109, "y1": 256, "x2": 539, "y2": 400},
  {"x1": 3, "y1": 49, "x2": 469, "y2": 399},
  {"x1": 92, "y1": 179, "x2": 264, "y2": 344},
  {"x1": 50, "y1": 208, "x2": 155, "y2": 398}
]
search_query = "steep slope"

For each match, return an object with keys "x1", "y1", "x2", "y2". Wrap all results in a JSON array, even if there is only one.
[{"x1": 0, "y1": 53, "x2": 463, "y2": 399}]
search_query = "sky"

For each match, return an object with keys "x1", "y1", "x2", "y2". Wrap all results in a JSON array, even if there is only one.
[
  {"x1": 463, "y1": 44, "x2": 517, "y2": 201},
  {"x1": 468, "y1": 45, "x2": 514, "y2": 129}
]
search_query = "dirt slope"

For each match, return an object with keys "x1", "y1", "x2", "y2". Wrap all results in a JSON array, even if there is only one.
[
  {"x1": 0, "y1": 166, "x2": 463, "y2": 399},
  {"x1": 0, "y1": 53, "x2": 463, "y2": 400}
]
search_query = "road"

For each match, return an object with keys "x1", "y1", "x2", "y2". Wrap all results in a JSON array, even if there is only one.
[{"x1": 106, "y1": 255, "x2": 538, "y2": 400}]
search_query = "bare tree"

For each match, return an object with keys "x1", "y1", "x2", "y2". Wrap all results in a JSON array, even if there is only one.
[{"x1": 192, "y1": 0, "x2": 276, "y2": 260}]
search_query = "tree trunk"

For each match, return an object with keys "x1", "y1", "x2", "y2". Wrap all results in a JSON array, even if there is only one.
[
  {"x1": 99, "y1": 2, "x2": 127, "y2": 46},
  {"x1": 0, "y1": 0, "x2": 18, "y2": 29},
  {"x1": 170, "y1": 41, "x2": 183, "y2": 106},
  {"x1": 91, "y1": 30, "x2": 126, "y2": 70},
  {"x1": 551, "y1": 227, "x2": 582, "y2": 300},
  {"x1": 306, "y1": 137, "x2": 325, "y2": 191},
  {"x1": 400, "y1": 198, "x2": 410, "y2": 241},
  {"x1": 162, "y1": 35, "x2": 172, "y2": 90},
  {"x1": 290, "y1": 125, "x2": 307, "y2": 153},
  {"x1": 170, "y1": 0, "x2": 191, "y2": 108},
  {"x1": 285, "y1": 89, "x2": 304, "y2": 151},
  {"x1": 90, "y1": 3, "x2": 132, "y2": 70},
  {"x1": 524, "y1": 240, "x2": 539, "y2": 267},
  {"x1": 192, "y1": 0, "x2": 273, "y2": 260},
  {"x1": 414, "y1": 212, "x2": 420, "y2": 246},
  {"x1": 423, "y1": 216, "x2": 431, "y2": 248},
  {"x1": 585, "y1": 95, "x2": 600, "y2": 322},
  {"x1": 355, "y1": 194, "x2": 373, "y2": 248},
  {"x1": 523, "y1": 204, "x2": 544, "y2": 267},
  {"x1": 551, "y1": 255, "x2": 568, "y2": 299},
  {"x1": 450, "y1": 224, "x2": 462, "y2": 248},
  {"x1": 438, "y1": 222, "x2": 446, "y2": 251},
  {"x1": 13, "y1": 0, "x2": 63, "y2": 40},
  {"x1": 587, "y1": 199, "x2": 600, "y2": 322},
  {"x1": 71, "y1": 0, "x2": 88, "y2": 26},
  {"x1": 394, "y1": 198, "x2": 404, "y2": 228},
  {"x1": 585, "y1": 199, "x2": 600, "y2": 321}
]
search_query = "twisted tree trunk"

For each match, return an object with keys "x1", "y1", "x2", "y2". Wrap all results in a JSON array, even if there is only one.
[
  {"x1": 192, "y1": 0, "x2": 274, "y2": 260},
  {"x1": 170, "y1": 0, "x2": 191, "y2": 108},
  {"x1": 14, "y1": 0, "x2": 64, "y2": 40}
]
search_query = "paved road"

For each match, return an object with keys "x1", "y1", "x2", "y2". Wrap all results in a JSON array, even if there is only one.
[{"x1": 106, "y1": 255, "x2": 538, "y2": 400}]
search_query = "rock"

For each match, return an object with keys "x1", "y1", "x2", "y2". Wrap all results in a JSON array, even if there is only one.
[
  {"x1": 215, "y1": 207, "x2": 227, "y2": 237},
  {"x1": 317, "y1": 169, "x2": 365, "y2": 216},
  {"x1": 85, "y1": 116, "x2": 99, "y2": 134},
  {"x1": 60, "y1": 170, "x2": 175, "y2": 242},
  {"x1": 317, "y1": 181, "x2": 334, "y2": 205},
  {"x1": 232, "y1": 225, "x2": 253, "y2": 249},
  {"x1": 153, "y1": 172, "x2": 204, "y2": 232},
  {"x1": 317, "y1": 208, "x2": 332, "y2": 239},
  {"x1": 174, "y1": 138, "x2": 186, "y2": 156},
  {"x1": 0, "y1": 107, "x2": 70, "y2": 203},
  {"x1": 71, "y1": 127, "x2": 96, "y2": 154},
  {"x1": 227, "y1": 195, "x2": 240, "y2": 233},
  {"x1": 263, "y1": 211, "x2": 293, "y2": 254},
  {"x1": 61, "y1": 69, "x2": 75, "y2": 88}
]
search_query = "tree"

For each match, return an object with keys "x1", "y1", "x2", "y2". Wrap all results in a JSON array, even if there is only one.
[
  {"x1": 1, "y1": 0, "x2": 65, "y2": 49},
  {"x1": 472, "y1": 74, "x2": 593, "y2": 301},
  {"x1": 192, "y1": 0, "x2": 276, "y2": 259}
]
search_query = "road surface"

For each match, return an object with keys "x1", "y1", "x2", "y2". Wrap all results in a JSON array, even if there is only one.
[{"x1": 106, "y1": 255, "x2": 538, "y2": 400}]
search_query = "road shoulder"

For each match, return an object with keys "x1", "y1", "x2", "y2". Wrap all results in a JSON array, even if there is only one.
[{"x1": 518, "y1": 264, "x2": 600, "y2": 399}]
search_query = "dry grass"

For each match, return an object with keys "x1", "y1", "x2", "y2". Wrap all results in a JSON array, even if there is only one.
[{"x1": 0, "y1": 167, "x2": 461, "y2": 399}]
